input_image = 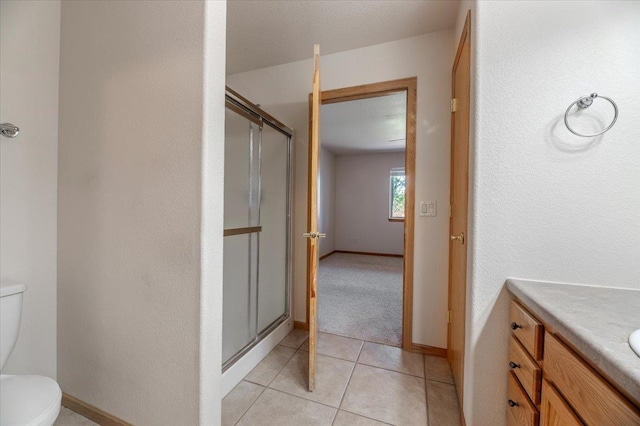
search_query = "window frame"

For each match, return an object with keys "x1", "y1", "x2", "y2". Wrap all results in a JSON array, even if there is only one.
[{"x1": 389, "y1": 167, "x2": 406, "y2": 221}]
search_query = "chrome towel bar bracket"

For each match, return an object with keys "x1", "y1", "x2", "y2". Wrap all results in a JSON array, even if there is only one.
[{"x1": 564, "y1": 93, "x2": 618, "y2": 137}]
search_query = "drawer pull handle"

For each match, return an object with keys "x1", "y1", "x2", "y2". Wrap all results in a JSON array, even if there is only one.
[
  {"x1": 510, "y1": 322, "x2": 522, "y2": 330},
  {"x1": 508, "y1": 399, "x2": 519, "y2": 407},
  {"x1": 509, "y1": 361, "x2": 520, "y2": 369}
]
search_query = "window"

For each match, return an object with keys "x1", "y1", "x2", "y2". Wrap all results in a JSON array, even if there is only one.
[{"x1": 389, "y1": 167, "x2": 405, "y2": 220}]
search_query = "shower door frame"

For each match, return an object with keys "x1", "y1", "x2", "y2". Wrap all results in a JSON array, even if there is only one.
[{"x1": 222, "y1": 86, "x2": 294, "y2": 372}]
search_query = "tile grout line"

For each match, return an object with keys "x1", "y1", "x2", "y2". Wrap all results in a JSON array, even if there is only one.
[
  {"x1": 278, "y1": 337, "x2": 309, "y2": 351},
  {"x1": 232, "y1": 336, "x2": 304, "y2": 426},
  {"x1": 424, "y1": 355, "x2": 430, "y2": 426},
  {"x1": 357, "y1": 340, "x2": 427, "y2": 377},
  {"x1": 355, "y1": 360, "x2": 425, "y2": 379},
  {"x1": 425, "y1": 377, "x2": 456, "y2": 386},
  {"x1": 263, "y1": 387, "x2": 342, "y2": 413},
  {"x1": 299, "y1": 340, "x2": 365, "y2": 363},
  {"x1": 332, "y1": 354, "x2": 359, "y2": 425},
  {"x1": 233, "y1": 337, "x2": 305, "y2": 425},
  {"x1": 232, "y1": 383, "x2": 268, "y2": 426},
  {"x1": 317, "y1": 330, "x2": 402, "y2": 350},
  {"x1": 264, "y1": 344, "x2": 299, "y2": 388},
  {"x1": 241, "y1": 344, "x2": 298, "y2": 388},
  {"x1": 267, "y1": 348, "x2": 355, "y2": 409},
  {"x1": 237, "y1": 331, "x2": 445, "y2": 425},
  {"x1": 265, "y1": 347, "x2": 353, "y2": 411},
  {"x1": 338, "y1": 407, "x2": 396, "y2": 425},
  {"x1": 333, "y1": 341, "x2": 400, "y2": 425},
  {"x1": 330, "y1": 339, "x2": 365, "y2": 425},
  {"x1": 355, "y1": 340, "x2": 365, "y2": 364}
]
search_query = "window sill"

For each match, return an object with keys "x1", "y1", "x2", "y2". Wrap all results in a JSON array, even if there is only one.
[{"x1": 388, "y1": 218, "x2": 404, "y2": 222}]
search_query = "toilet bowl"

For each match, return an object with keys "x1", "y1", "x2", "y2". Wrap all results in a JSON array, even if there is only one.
[{"x1": 1, "y1": 282, "x2": 61, "y2": 426}]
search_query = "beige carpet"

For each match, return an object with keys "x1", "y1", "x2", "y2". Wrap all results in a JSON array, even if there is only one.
[{"x1": 318, "y1": 252, "x2": 403, "y2": 347}]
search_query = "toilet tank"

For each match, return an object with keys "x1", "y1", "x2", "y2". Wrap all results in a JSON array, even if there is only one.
[{"x1": 0, "y1": 282, "x2": 26, "y2": 371}]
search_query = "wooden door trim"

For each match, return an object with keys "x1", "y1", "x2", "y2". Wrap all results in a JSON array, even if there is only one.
[
  {"x1": 448, "y1": 9, "x2": 471, "y2": 405},
  {"x1": 305, "y1": 77, "x2": 417, "y2": 351}
]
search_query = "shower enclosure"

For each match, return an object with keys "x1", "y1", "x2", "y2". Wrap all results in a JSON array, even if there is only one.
[{"x1": 222, "y1": 87, "x2": 293, "y2": 371}]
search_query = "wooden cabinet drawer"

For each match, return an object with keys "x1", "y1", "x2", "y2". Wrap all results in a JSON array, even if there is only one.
[
  {"x1": 510, "y1": 301, "x2": 544, "y2": 360},
  {"x1": 507, "y1": 371, "x2": 539, "y2": 426},
  {"x1": 540, "y1": 379, "x2": 583, "y2": 426},
  {"x1": 509, "y1": 335, "x2": 542, "y2": 404},
  {"x1": 544, "y1": 333, "x2": 640, "y2": 426}
]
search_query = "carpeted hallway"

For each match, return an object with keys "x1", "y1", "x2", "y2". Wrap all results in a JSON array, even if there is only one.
[{"x1": 317, "y1": 252, "x2": 403, "y2": 346}]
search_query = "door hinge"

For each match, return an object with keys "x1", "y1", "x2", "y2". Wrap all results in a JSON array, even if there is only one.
[
  {"x1": 447, "y1": 309, "x2": 452, "y2": 323},
  {"x1": 449, "y1": 204, "x2": 454, "y2": 218},
  {"x1": 451, "y1": 98, "x2": 458, "y2": 113}
]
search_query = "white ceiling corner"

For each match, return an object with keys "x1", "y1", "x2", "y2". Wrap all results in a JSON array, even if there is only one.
[{"x1": 226, "y1": 0, "x2": 461, "y2": 74}]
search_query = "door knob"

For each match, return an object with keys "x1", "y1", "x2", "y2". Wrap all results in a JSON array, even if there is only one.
[
  {"x1": 302, "y1": 232, "x2": 327, "y2": 239},
  {"x1": 0, "y1": 123, "x2": 19, "y2": 138},
  {"x1": 450, "y1": 232, "x2": 464, "y2": 244}
]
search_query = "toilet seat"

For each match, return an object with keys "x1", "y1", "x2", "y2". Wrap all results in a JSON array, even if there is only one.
[{"x1": 0, "y1": 375, "x2": 61, "y2": 426}]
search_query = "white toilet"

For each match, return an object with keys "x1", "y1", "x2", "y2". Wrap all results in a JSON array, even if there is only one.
[{"x1": 1, "y1": 282, "x2": 61, "y2": 426}]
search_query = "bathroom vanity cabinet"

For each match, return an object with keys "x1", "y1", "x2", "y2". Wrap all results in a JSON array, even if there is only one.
[{"x1": 506, "y1": 299, "x2": 640, "y2": 426}]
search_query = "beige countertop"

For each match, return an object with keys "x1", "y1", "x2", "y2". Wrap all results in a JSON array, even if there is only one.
[{"x1": 506, "y1": 278, "x2": 640, "y2": 405}]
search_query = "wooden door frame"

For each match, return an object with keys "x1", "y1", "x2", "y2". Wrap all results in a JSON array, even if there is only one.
[
  {"x1": 305, "y1": 77, "x2": 417, "y2": 351},
  {"x1": 448, "y1": 9, "x2": 471, "y2": 407}
]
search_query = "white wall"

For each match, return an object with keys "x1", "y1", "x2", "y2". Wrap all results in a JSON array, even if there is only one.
[
  {"x1": 0, "y1": 0, "x2": 60, "y2": 378},
  {"x1": 319, "y1": 147, "x2": 336, "y2": 256},
  {"x1": 57, "y1": 1, "x2": 226, "y2": 424},
  {"x1": 228, "y1": 30, "x2": 454, "y2": 348},
  {"x1": 463, "y1": 2, "x2": 640, "y2": 425},
  {"x1": 200, "y1": 1, "x2": 227, "y2": 424},
  {"x1": 334, "y1": 152, "x2": 405, "y2": 255}
]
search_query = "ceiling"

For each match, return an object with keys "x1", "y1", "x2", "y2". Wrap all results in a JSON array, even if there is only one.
[
  {"x1": 226, "y1": 0, "x2": 460, "y2": 74},
  {"x1": 321, "y1": 92, "x2": 407, "y2": 156}
]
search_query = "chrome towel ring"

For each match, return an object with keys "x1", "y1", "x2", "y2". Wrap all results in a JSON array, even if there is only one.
[{"x1": 564, "y1": 93, "x2": 618, "y2": 137}]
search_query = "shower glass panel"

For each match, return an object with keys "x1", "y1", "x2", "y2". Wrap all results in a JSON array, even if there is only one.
[
  {"x1": 222, "y1": 107, "x2": 259, "y2": 365},
  {"x1": 223, "y1": 109, "x2": 250, "y2": 229},
  {"x1": 223, "y1": 88, "x2": 293, "y2": 370},
  {"x1": 257, "y1": 125, "x2": 289, "y2": 333},
  {"x1": 222, "y1": 233, "x2": 252, "y2": 364}
]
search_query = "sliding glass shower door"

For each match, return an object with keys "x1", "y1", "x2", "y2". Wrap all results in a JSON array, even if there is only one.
[
  {"x1": 257, "y1": 124, "x2": 289, "y2": 332},
  {"x1": 222, "y1": 89, "x2": 292, "y2": 369}
]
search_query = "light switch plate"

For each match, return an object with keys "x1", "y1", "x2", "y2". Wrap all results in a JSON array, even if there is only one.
[{"x1": 420, "y1": 201, "x2": 437, "y2": 217}]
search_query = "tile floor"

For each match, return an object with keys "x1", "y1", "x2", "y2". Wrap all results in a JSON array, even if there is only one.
[
  {"x1": 223, "y1": 330, "x2": 461, "y2": 426},
  {"x1": 55, "y1": 330, "x2": 460, "y2": 425}
]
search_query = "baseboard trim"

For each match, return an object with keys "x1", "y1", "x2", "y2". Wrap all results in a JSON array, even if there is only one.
[
  {"x1": 62, "y1": 393, "x2": 131, "y2": 426},
  {"x1": 319, "y1": 250, "x2": 335, "y2": 260},
  {"x1": 333, "y1": 250, "x2": 403, "y2": 258},
  {"x1": 293, "y1": 321, "x2": 309, "y2": 331},
  {"x1": 411, "y1": 343, "x2": 448, "y2": 358}
]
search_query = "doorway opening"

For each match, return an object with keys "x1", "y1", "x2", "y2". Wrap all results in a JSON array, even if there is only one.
[{"x1": 307, "y1": 78, "x2": 417, "y2": 350}]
